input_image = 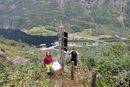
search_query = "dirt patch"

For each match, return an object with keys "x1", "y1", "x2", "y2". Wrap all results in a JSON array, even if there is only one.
[{"x1": 61, "y1": 69, "x2": 89, "y2": 87}]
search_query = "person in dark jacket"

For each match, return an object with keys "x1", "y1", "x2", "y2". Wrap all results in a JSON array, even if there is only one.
[{"x1": 68, "y1": 48, "x2": 79, "y2": 68}]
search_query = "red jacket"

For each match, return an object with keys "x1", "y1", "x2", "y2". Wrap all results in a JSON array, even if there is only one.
[{"x1": 43, "y1": 55, "x2": 53, "y2": 65}]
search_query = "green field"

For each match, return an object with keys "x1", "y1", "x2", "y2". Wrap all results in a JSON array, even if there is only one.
[{"x1": 23, "y1": 25, "x2": 57, "y2": 36}]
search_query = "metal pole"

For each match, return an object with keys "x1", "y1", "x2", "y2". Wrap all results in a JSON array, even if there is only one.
[
  {"x1": 59, "y1": 21, "x2": 64, "y2": 72},
  {"x1": 128, "y1": 79, "x2": 130, "y2": 87},
  {"x1": 61, "y1": 27, "x2": 64, "y2": 72},
  {"x1": 58, "y1": 0, "x2": 64, "y2": 72},
  {"x1": 90, "y1": 69, "x2": 97, "y2": 87}
]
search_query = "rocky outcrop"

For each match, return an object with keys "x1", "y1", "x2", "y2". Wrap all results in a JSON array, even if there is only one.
[{"x1": 7, "y1": 56, "x2": 28, "y2": 65}]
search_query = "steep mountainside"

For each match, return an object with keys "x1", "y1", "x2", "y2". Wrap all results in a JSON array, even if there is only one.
[{"x1": 0, "y1": 0, "x2": 130, "y2": 36}]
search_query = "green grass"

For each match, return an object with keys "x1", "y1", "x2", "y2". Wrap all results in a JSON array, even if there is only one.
[
  {"x1": 73, "y1": 29, "x2": 92, "y2": 37},
  {"x1": 0, "y1": 37, "x2": 60, "y2": 87},
  {"x1": 23, "y1": 25, "x2": 57, "y2": 36},
  {"x1": 79, "y1": 41, "x2": 130, "y2": 86},
  {"x1": 0, "y1": 36, "x2": 130, "y2": 87}
]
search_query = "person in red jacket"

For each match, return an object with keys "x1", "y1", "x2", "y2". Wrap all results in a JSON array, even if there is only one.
[{"x1": 43, "y1": 51, "x2": 53, "y2": 75}]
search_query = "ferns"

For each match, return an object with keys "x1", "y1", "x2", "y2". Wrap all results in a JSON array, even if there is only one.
[{"x1": 80, "y1": 42, "x2": 130, "y2": 86}]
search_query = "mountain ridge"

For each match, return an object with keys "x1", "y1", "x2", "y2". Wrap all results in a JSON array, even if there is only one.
[{"x1": 0, "y1": 0, "x2": 130, "y2": 36}]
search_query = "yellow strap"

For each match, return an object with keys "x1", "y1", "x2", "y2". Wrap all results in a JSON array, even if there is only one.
[{"x1": 46, "y1": 64, "x2": 52, "y2": 72}]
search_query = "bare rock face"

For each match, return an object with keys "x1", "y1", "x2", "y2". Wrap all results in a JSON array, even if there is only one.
[
  {"x1": 83, "y1": 0, "x2": 128, "y2": 15},
  {"x1": 0, "y1": 48, "x2": 28, "y2": 65},
  {"x1": 7, "y1": 56, "x2": 28, "y2": 65},
  {"x1": 126, "y1": 0, "x2": 130, "y2": 15}
]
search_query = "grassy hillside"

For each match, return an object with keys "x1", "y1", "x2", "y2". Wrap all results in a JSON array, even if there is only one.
[
  {"x1": 0, "y1": 37, "x2": 42, "y2": 86},
  {"x1": 79, "y1": 42, "x2": 130, "y2": 86},
  {"x1": 0, "y1": 36, "x2": 130, "y2": 86},
  {"x1": 0, "y1": 37, "x2": 65, "y2": 87}
]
